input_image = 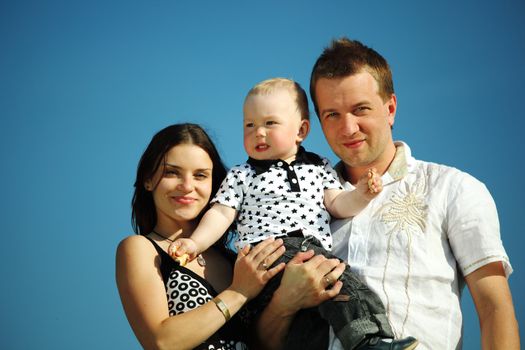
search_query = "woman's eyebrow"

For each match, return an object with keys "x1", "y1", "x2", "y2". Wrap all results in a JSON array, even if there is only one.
[
  {"x1": 164, "y1": 163, "x2": 180, "y2": 168},
  {"x1": 164, "y1": 163, "x2": 212, "y2": 172}
]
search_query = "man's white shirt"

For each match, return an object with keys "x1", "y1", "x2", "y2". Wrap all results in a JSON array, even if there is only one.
[{"x1": 328, "y1": 142, "x2": 512, "y2": 350}]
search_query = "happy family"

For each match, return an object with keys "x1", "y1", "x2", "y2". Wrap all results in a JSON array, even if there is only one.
[{"x1": 115, "y1": 38, "x2": 519, "y2": 350}]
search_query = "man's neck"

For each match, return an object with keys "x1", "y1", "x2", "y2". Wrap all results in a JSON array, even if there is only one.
[{"x1": 344, "y1": 143, "x2": 397, "y2": 184}]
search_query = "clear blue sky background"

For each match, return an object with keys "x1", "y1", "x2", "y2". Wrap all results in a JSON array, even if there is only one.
[{"x1": 1, "y1": 0, "x2": 524, "y2": 348}]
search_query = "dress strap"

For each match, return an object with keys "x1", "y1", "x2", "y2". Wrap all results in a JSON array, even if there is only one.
[
  {"x1": 144, "y1": 236, "x2": 176, "y2": 286},
  {"x1": 144, "y1": 236, "x2": 166, "y2": 256}
]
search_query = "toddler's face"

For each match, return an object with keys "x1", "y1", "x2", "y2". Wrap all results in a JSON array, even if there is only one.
[{"x1": 243, "y1": 89, "x2": 308, "y2": 162}]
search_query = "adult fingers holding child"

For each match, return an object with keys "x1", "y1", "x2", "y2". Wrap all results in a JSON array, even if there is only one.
[
  {"x1": 277, "y1": 251, "x2": 345, "y2": 312},
  {"x1": 231, "y1": 237, "x2": 286, "y2": 300}
]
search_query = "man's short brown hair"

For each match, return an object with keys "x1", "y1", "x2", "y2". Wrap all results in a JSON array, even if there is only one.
[{"x1": 310, "y1": 38, "x2": 394, "y2": 116}]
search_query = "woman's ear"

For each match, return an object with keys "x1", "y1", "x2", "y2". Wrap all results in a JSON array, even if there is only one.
[
  {"x1": 144, "y1": 179, "x2": 153, "y2": 191},
  {"x1": 296, "y1": 119, "x2": 310, "y2": 143}
]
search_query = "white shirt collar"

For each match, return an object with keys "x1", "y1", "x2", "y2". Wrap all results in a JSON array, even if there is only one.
[{"x1": 333, "y1": 141, "x2": 412, "y2": 186}]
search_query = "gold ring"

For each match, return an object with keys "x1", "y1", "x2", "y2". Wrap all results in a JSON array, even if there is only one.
[
  {"x1": 324, "y1": 276, "x2": 333, "y2": 286},
  {"x1": 261, "y1": 262, "x2": 268, "y2": 269}
]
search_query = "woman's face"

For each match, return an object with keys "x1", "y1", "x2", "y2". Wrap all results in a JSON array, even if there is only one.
[{"x1": 147, "y1": 143, "x2": 214, "y2": 227}]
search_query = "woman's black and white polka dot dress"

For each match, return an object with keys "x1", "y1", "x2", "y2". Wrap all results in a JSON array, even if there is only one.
[{"x1": 147, "y1": 238, "x2": 248, "y2": 350}]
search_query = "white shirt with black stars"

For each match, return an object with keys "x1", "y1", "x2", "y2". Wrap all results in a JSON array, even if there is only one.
[{"x1": 211, "y1": 147, "x2": 343, "y2": 250}]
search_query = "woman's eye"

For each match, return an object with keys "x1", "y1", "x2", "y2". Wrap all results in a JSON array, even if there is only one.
[{"x1": 194, "y1": 173, "x2": 209, "y2": 180}]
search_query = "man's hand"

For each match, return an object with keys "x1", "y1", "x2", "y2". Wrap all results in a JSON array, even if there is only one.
[{"x1": 273, "y1": 250, "x2": 345, "y2": 315}]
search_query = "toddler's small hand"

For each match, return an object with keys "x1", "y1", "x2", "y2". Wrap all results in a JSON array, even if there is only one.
[
  {"x1": 366, "y1": 168, "x2": 382, "y2": 195},
  {"x1": 168, "y1": 238, "x2": 198, "y2": 265},
  {"x1": 174, "y1": 253, "x2": 190, "y2": 266},
  {"x1": 356, "y1": 168, "x2": 382, "y2": 200}
]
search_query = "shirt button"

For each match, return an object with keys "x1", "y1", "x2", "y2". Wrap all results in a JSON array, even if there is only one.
[
  {"x1": 292, "y1": 178, "x2": 297, "y2": 184},
  {"x1": 277, "y1": 161, "x2": 283, "y2": 166}
]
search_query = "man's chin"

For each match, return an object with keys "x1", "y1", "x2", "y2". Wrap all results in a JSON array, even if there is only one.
[{"x1": 342, "y1": 157, "x2": 372, "y2": 169}]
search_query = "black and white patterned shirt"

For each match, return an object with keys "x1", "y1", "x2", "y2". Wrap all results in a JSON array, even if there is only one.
[{"x1": 212, "y1": 147, "x2": 342, "y2": 250}]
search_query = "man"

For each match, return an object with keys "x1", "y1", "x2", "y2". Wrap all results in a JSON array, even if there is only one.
[
  {"x1": 315, "y1": 38, "x2": 519, "y2": 349},
  {"x1": 256, "y1": 38, "x2": 519, "y2": 350}
]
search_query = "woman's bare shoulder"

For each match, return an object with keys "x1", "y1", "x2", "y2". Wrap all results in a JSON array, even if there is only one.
[{"x1": 116, "y1": 235, "x2": 158, "y2": 261}]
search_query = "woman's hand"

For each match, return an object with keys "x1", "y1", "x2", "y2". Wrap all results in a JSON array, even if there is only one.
[
  {"x1": 229, "y1": 237, "x2": 286, "y2": 300},
  {"x1": 272, "y1": 250, "x2": 345, "y2": 315}
]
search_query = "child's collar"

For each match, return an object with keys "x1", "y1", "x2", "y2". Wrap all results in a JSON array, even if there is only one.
[{"x1": 247, "y1": 146, "x2": 324, "y2": 175}]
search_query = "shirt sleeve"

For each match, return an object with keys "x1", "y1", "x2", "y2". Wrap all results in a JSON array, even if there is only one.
[
  {"x1": 211, "y1": 165, "x2": 250, "y2": 211},
  {"x1": 321, "y1": 158, "x2": 344, "y2": 190},
  {"x1": 446, "y1": 171, "x2": 512, "y2": 277}
]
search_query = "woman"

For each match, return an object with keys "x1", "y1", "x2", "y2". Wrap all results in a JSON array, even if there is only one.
[{"x1": 116, "y1": 123, "x2": 286, "y2": 350}]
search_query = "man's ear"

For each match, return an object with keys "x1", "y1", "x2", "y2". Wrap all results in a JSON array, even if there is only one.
[
  {"x1": 386, "y1": 94, "x2": 397, "y2": 127},
  {"x1": 296, "y1": 119, "x2": 310, "y2": 143}
]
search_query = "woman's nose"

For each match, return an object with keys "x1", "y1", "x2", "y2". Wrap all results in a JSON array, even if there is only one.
[{"x1": 177, "y1": 177, "x2": 194, "y2": 192}]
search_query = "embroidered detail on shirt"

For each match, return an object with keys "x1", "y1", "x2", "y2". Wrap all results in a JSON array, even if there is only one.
[
  {"x1": 379, "y1": 178, "x2": 428, "y2": 234},
  {"x1": 462, "y1": 255, "x2": 510, "y2": 274},
  {"x1": 377, "y1": 170, "x2": 429, "y2": 338}
]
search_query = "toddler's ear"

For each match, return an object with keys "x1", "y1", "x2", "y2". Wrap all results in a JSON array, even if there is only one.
[{"x1": 296, "y1": 119, "x2": 310, "y2": 143}]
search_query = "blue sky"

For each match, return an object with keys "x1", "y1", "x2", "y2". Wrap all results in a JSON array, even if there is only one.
[{"x1": 1, "y1": 0, "x2": 524, "y2": 348}]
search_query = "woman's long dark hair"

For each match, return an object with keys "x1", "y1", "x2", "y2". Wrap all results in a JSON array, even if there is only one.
[{"x1": 131, "y1": 123, "x2": 232, "y2": 250}]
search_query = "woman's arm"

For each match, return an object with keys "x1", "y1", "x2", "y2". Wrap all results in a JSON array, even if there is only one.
[
  {"x1": 254, "y1": 250, "x2": 345, "y2": 350},
  {"x1": 116, "y1": 235, "x2": 285, "y2": 350}
]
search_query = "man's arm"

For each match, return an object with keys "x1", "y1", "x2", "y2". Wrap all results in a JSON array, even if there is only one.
[
  {"x1": 254, "y1": 251, "x2": 345, "y2": 350},
  {"x1": 465, "y1": 261, "x2": 520, "y2": 350}
]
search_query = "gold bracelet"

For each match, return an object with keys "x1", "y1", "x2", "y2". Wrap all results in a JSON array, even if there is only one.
[{"x1": 212, "y1": 297, "x2": 231, "y2": 321}]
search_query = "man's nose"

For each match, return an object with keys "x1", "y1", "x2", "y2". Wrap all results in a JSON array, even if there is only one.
[{"x1": 341, "y1": 114, "x2": 360, "y2": 135}]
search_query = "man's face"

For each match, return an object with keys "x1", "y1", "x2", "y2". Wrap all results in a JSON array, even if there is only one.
[{"x1": 315, "y1": 71, "x2": 397, "y2": 178}]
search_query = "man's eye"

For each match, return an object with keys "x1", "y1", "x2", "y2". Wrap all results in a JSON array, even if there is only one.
[
  {"x1": 325, "y1": 112, "x2": 338, "y2": 119},
  {"x1": 355, "y1": 106, "x2": 370, "y2": 114}
]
